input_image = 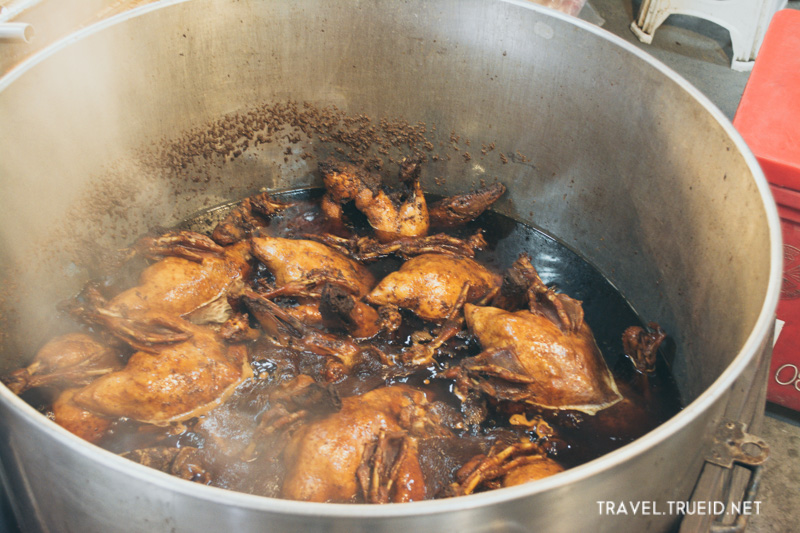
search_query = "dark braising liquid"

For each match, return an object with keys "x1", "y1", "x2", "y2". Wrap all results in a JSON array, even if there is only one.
[
  {"x1": 30, "y1": 187, "x2": 684, "y2": 498},
  {"x1": 196, "y1": 188, "x2": 683, "y2": 470},
  {"x1": 468, "y1": 206, "x2": 684, "y2": 467}
]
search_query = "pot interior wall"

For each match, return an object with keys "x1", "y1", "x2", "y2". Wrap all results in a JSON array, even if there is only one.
[{"x1": 0, "y1": 0, "x2": 773, "y2": 408}]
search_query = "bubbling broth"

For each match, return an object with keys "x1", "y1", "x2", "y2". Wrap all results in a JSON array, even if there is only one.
[{"x1": 5, "y1": 163, "x2": 682, "y2": 503}]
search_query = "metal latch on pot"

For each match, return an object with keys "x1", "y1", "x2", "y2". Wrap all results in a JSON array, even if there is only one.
[
  {"x1": 705, "y1": 420, "x2": 769, "y2": 533},
  {"x1": 706, "y1": 420, "x2": 769, "y2": 470}
]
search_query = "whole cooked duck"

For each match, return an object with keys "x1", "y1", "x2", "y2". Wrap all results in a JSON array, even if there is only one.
[{"x1": 2, "y1": 156, "x2": 678, "y2": 503}]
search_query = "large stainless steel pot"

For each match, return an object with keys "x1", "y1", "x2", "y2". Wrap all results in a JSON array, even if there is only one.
[{"x1": 0, "y1": 0, "x2": 781, "y2": 531}]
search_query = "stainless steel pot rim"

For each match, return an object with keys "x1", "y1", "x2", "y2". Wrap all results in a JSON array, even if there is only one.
[{"x1": 0, "y1": 0, "x2": 784, "y2": 517}]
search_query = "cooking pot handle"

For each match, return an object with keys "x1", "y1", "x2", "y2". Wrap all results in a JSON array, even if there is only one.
[{"x1": 679, "y1": 419, "x2": 769, "y2": 533}]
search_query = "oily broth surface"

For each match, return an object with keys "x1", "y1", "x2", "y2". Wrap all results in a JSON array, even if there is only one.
[{"x1": 185, "y1": 189, "x2": 682, "y2": 468}]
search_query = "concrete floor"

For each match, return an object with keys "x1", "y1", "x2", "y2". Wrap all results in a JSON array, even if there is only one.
[
  {"x1": 582, "y1": 1, "x2": 800, "y2": 531},
  {"x1": 584, "y1": 0, "x2": 752, "y2": 119},
  {"x1": 753, "y1": 407, "x2": 800, "y2": 532}
]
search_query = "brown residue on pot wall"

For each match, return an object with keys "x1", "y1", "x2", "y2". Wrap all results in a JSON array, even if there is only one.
[{"x1": 0, "y1": 100, "x2": 510, "y2": 363}]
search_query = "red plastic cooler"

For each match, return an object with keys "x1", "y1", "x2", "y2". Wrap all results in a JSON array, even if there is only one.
[{"x1": 733, "y1": 9, "x2": 800, "y2": 411}]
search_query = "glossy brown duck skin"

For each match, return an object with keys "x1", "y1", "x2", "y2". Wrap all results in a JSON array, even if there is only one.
[
  {"x1": 622, "y1": 322, "x2": 667, "y2": 374},
  {"x1": 367, "y1": 253, "x2": 501, "y2": 322},
  {"x1": 318, "y1": 284, "x2": 383, "y2": 339},
  {"x1": 456, "y1": 303, "x2": 622, "y2": 415},
  {"x1": 241, "y1": 290, "x2": 365, "y2": 378},
  {"x1": 132, "y1": 230, "x2": 226, "y2": 263},
  {"x1": 451, "y1": 440, "x2": 563, "y2": 496},
  {"x1": 428, "y1": 182, "x2": 506, "y2": 228},
  {"x1": 319, "y1": 157, "x2": 430, "y2": 243},
  {"x1": 280, "y1": 385, "x2": 442, "y2": 503},
  {"x1": 304, "y1": 230, "x2": 487, "y2": 263},
  {"x1": 2, "y1": 333, "x2": 122, "y2": 395},
  {"x1": 447, "y1": 253, "x2": 621, "y2": 414},
  {"x1": 501, "y1": 456, "x2": 564, "y2": 487},
  {"x1": 492, "y1": 253, "x2": 584, "y2": 334},
  {"x1": 400, "y1": 282, "x2": 470, "y2": 366},
  {"x1": 104, "y1": 236, "x2": 252, "y2": 323},
  {"x1": 357, "y1": 429, "x2": 425, "y2": 504},
  {"x1": 250, "y1": 236, "x2": 376, "y2": 297},
  {"x1": 70, "y1": 317, "x2": 251, "y2": 425},
  {"x1": 250, "y1": 236, "x2": 381, "y2": 336},
  {"x1": 238, "y1": 374, "x2": 343, "y2": 462},
  {"x1": 52, "y1": 388, "x2": 114, "y2": 444},
  {"x1": 211, "y1": 191, "x2": 295, "y2": 245},
  {"x1": 250, "y1": 280, "x2": 383, "y2": 338}
]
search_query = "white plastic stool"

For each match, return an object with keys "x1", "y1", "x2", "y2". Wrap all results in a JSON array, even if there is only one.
[{"x1": 630, "y1": 0, "x2": 787, "y2": 71}]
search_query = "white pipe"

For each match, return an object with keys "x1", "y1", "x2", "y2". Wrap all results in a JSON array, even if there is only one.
[
  {"x1": 0, "y1": 22, "x2": 34, "y2": 43},
  {"x1": 0, "y1": 0, "x2": 44, "y2": 23}
]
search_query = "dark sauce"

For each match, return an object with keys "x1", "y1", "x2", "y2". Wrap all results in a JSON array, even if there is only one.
[
  {"x1": 467, "y1": 210, "x2": 684, "y2": 467},
  {"x1": 59, "y1": 187, "x2": 683, "y2": 496},
  {"x1": 197, "y1": 189, "x2": 682, "y2": 469}
]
